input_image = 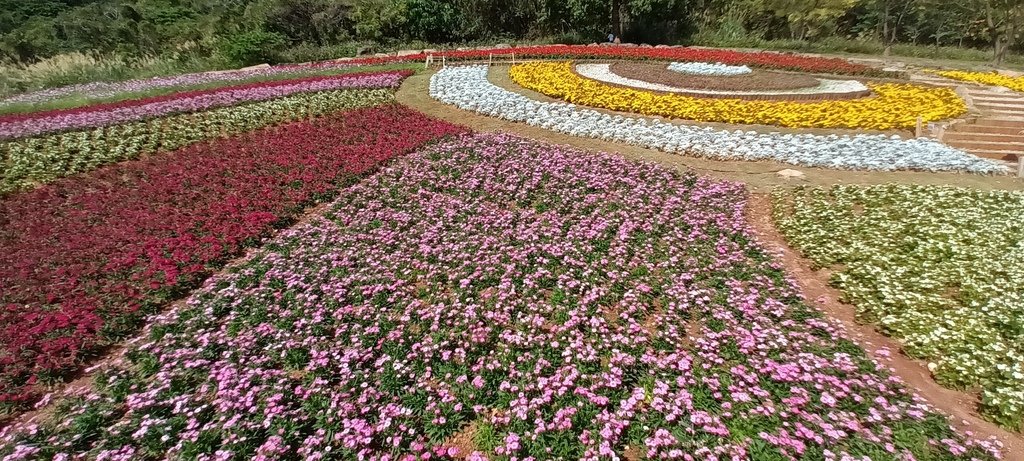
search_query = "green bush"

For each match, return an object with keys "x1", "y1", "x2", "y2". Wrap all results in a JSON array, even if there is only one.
[{"x1": 218, "y1": 30, "x2": 286, "y2": 66}]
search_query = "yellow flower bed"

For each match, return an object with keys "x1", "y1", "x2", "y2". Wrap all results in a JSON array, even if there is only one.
[
  {"x1": 509, "y1": 61, "x2": 966, "y2": 130},
  {"x1": 934, "y1": 70, "x2": 1024, "y2": 93}
]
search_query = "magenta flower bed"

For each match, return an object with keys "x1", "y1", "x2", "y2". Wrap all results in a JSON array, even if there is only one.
[
  {"x1": 0, "y1": 71, "x2": 410, "y2": 140},
  {"x1": 0, "y1": 104, "x2": 466, "y2": 407},
  {"x1": 0, "y1": 133, "x2": 999, "y2": 460}
]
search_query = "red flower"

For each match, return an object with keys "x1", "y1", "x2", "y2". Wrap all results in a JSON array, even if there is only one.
[{"x1": 0, "y1": 104, "x2": 467, "y2": 406}]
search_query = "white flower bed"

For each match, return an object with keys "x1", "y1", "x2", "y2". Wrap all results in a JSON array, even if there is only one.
[
  {"x1": 668, "y1": 61, "x2": 752, "y2": 76},
  {"x1": 577, "y1": 63, "x2": 870, "y2": 96},
  {"x1": 429, "y1": 66, "x2": 1007, "y2": 173}
]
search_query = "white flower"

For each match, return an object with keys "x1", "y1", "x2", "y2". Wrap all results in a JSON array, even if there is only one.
[
  {"x1": 667, "y1": 61, "x2": 753, "y2": 76},
  {"x1": 576, "y1": 63, "x2": 868, "y2": 96},
  {"x1": 429, "y1": 66, "x2": 1006, "y2": 174}
]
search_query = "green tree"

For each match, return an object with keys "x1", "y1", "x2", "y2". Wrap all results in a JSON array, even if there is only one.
[{"x1": 766, "y1": 0, "x2": 856, "y2": 39}]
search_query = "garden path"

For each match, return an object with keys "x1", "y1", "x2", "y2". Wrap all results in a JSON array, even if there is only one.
[{"x1": 913, "y1": 72, "x2": 1024, "y2": 163}]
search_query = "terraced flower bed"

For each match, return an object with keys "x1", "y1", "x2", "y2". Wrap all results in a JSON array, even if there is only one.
[
  {"x1": 0, "y1": 88, "x2": 394, "y2": 195},
  {"x1": 0, "y1": 104, "x2": 466, "y2": 408},
  {"x1": 430, "y1": 65, "x2": 1003, "y2": 173},
  {"x1": 935, "y1": 70, "x2": 1024, "y2": 93},
  {"x1": 0, "y1": 71, "x2": 411, "y2": 140},
  {"x1": 0, "y1": 45, "x2": 895, "y2": 112},
  {"x1": 511, "y1": 62, "x2": 963, "y2": 130},
  {"x1": 609, "y1": 62, "x2": 819, "y2": 91},
  {"x1": 772, "y1": 185, "x2": 1024, "y2": 430},
  {"x1": 585, "y1": 64, "x2": 869, "y2": 101},
  {"x1": 0, "y1": 133, "x2": 1003, "y2": 460}
]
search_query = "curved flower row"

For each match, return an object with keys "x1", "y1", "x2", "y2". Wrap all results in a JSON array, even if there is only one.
[
  {"x1": 773, "y1": 185, "x2": 1024, "y2": 430},
  {"x1": 0, "y1": 133, "x2": 1002, "y2": 460},
  {"x1": 934, "y1": 70, "x2": 1024, "y2": 93},
  {"x1": 0, "y1": 89, "x2": 394, "y2": 195},
  {"x1": 0, "y1": 61, "x2": 358, "y2": 108},
  {"x1": 667, "y1": 61, "x2": 752, "y2": 76},
  {"x1": 0, "y1": 104, "x2": 467, "y2": 409},
  {"x1": 578, "y1": 63, "x2": 869, "y2": 97},
  {"x1": 0, "y1": 71, "x2": 411, "y2": 140},
  {"x1": 2, "y1": 45, "x2": 891, "y2": 111},
  {"x1": 513, "y1": 62, "x2": 963, "y2": 130},
  {"x1": 430, "y1": 66, "x2": 1004, "y2": 173}
]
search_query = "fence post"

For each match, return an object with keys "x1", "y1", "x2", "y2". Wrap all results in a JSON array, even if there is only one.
[
  {"x1": 1017, "y1": 156, "x2": 1023, "y2": 178},
  {"x1": 442, "y1": 54, "x2": 446, "y2": 68},
  {"x1": 512, "y1": 52, "x2": 516, "y2": 66},
  {"x1": 488, "y1": 53, "x2": 492, "y2": 67},
  {"x1": 915, "y1": 116, "x2": 923, "y2": 138}
]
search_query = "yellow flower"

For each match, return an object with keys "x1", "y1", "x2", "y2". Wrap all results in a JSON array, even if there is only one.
[
  {"x1": 933, "y1": 70, "x2": 1024, "y2": 93},
  {"x1": 509, "y1": 62, "x2": 966, "y2": 130}
]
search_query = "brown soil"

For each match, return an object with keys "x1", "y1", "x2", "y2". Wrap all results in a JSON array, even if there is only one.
[
  {"x1": 445, "y1": 419, "x2": 483, "y2": 458},
  {"x1": 611, "y1": 62, "x2": 818, "y2": 91},
  {"x1": 596, "y1": 62, "x2": 872, "y2": 101}
]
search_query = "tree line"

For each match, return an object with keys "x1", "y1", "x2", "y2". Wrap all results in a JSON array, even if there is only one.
[{"x1": 1, "y1": 0, "x2": 1021, "y2": 66}]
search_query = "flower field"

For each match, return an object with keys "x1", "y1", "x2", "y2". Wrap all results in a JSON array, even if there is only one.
[
  {"x1": 0, "y1": 44, "x2": 896, "y2": 111},
  {"x1": 2, "y1": 42, "x2": 1022, "y2": 459},
  {"x1": 576, "y1": 64, "x2": 869, "y2": 100},
  {"x1": 0, "y1": 70, "x2": 413, "y2": 195},
  {"x1": 609, "y1": 63, "x2": 820, "y2": 92},
  {"x1": 0, "y1": 104, "x2": 466, "y2": 408},
  {"x1": 0, "y1": 133, "x2": 1004, "y2": 460},
  {"x1": 0, "y1": 71, "x2": 410, "y2": 140},
  {"x1": 0, "y1": 88, "x2": 394, "y2": 194},
  {"x1": 667, "y1": 62, "x2": 752, "y2": 76},
  {"x1": 772, "y1": 185, "x2": 1024, "y2": 430},
  {"x1": 0, "y1": 61, "x2": 363, "y2": 109},
  {"x1": 510, "y1": 62, "x2": 963, "y2": 130},
  {"x1": 934, "y1": 70, "x2": 1024, "y2": 93},
  {"x1": 430, "y1": 66, "x2": 1003, "y2": 173}
]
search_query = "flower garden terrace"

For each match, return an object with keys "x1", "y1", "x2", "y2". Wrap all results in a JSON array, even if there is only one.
[{"x1": 1, "y1": 45, "x2": 1024, "y2": 460}]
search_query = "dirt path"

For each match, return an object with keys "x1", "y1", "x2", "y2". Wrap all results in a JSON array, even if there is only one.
[
  {"x1": 397, "y1": 70, "x2": 1024, "y2": 456},
  {"x1": 745, "y1": 193, "x2": 1024, "y2": 460}
]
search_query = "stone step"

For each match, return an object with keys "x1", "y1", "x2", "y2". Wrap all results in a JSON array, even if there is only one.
[
  {"x1": 971, "y1": 118, "x2": 1024, "y2": 128},
  {"x1": 972, "y1": 101, "x2": 1024, "y2": 111},
  {"x1": 970, "y1": 95, "x2": 1024, "y2": 104},
  {"x1": 946, "y1": 137, "x2": 1024, "y2": 149},
  {"x1": 943, "y1": 132, "x2": 1024, "y2": 143},
  {"x1": 960, "y1": 148, "x2": 1021, "y2": 162},
  {"x1": 951, "y1": 124, "x2": 1024, "y2": 135},
  {"x1": 981, "y1": 109, "x2": 1024, "y2": 117}
]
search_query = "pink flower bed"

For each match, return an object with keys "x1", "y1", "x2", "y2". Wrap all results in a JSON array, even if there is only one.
[{"x1": 0, "y1": 133, "x2": 1000, "y2": 460}]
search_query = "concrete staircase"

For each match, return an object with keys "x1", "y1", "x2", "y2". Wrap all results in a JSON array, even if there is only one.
[{"x1": 911, "y1": 73, "x2": 1024, "y2": 163}]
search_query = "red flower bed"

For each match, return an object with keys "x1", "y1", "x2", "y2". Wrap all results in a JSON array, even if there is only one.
[
  {"x1": 303, "y1": 44, "x2": 887, "y2": 76},
  {"x1": 0, "y1": 70, "x2": 411, "y2": 125},
  {"x1": 0, "y1": 104, "x2": 467, "y2": 405}
]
